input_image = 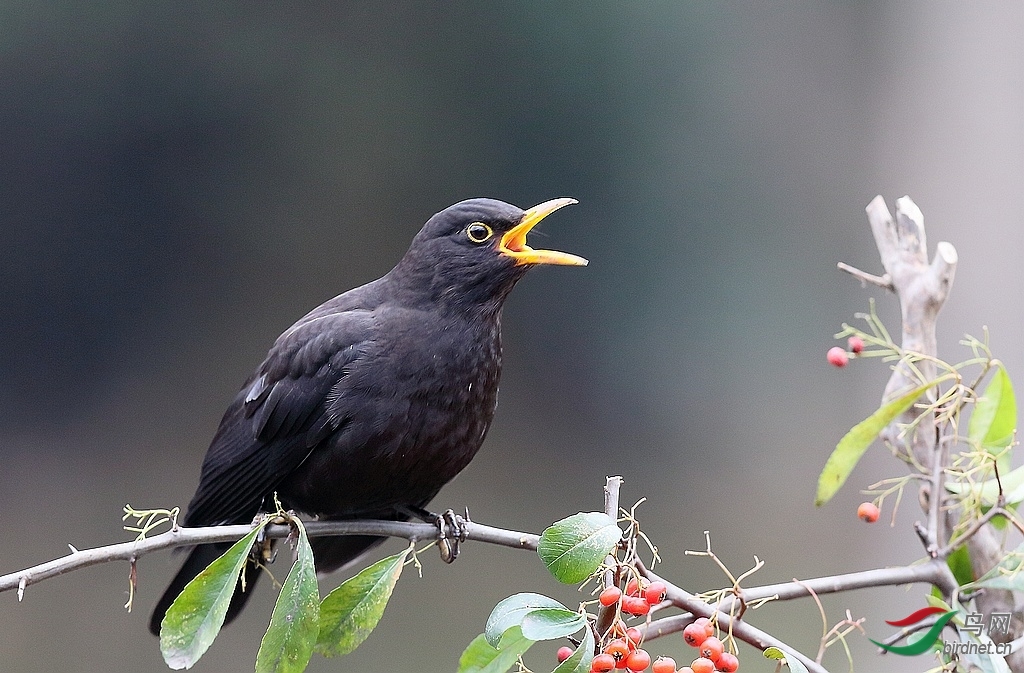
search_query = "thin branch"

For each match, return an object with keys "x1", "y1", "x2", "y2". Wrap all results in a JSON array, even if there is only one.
[
  {"x1": 596, "y1": 476, "x2": 624, "y2": 637},
  {"x1": 836, "y1": 261, "x2": 893, "y2": 291},
  {"x1": 0, "y1": 518, "x2": 539, "y2": 597},
  {"x1": 638, "y1": 564, "x2": 830, "y2": 673}
]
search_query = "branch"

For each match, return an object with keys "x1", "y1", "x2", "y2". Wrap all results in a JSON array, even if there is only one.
[
  {"x1": 0, "y1": 518, "x2": 540, "y2": 598},
  {"x1": 644, "y1": 559, "x2": 953, "y2": 635},
  {"x1": 639, "y1": 564, "x2": 829, "y2": 673}
]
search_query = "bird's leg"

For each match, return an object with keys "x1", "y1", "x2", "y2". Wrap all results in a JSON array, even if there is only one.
[{"x1": 396, "y1": 505, "x2": 470, "y2": 564}]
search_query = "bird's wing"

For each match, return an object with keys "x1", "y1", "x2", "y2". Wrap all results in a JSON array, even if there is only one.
[{"x1": 183, "y1": 309, "x2": 378, "y2": 526}]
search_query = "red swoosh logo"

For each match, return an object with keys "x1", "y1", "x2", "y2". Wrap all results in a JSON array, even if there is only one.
[{"x1": 885, "y1": 606, "x2": 948, "y2": 627}]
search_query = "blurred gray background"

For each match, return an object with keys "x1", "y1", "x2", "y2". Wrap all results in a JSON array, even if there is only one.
[{"x1": 2, "y1": 2, "x2": 1022, "y2": 672}]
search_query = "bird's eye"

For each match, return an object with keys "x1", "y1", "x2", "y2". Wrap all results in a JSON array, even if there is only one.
[{"x1": 466, "y1": 222, "x2": 493, "y2": 243}]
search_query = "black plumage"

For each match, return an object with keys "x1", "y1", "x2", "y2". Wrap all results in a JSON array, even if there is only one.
[{"x1": 149, "y1": 197, "x2": 585, "y2": 635}]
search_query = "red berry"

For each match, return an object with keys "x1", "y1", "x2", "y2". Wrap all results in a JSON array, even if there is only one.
[
  {"x1": 827, "y1": 346, "x2": 849, "y2": 368},
  {"x1": 625, "y1": 578, "x2": 647, "y2": 597},
  {"x1": 600, "y1": 586, "x2": 623, "y2": 607},
  {"x1": 683, "y1": 623, "x2": 708, "y2": 646},
  {"x1": 690, "y1": 657, "x2": 715, "y2": 673},
  {"x1": 624, "y1": 649, "x2": 651, "y2": 672},
  {"x1": 716, "y1": 652, "x2": 740, "y2": 672},
  {"x1": 625, "y1": 627, "x2": 643, "y2": 650},
  {"x1": 678, "y1": 668, "x2": 695, "y2": 673},
  {"x1": 652, "y1": 656, "x2": 676, "y2": 673},
  {"x1": 605, "y1": 639, "x2": 630, "y2": 662},
  {"x1": 592, "y1": 653, "x2": 617, "y2": 673},
  {"x1": 557, "y1": 646, "x2": 575, "y2": 663},
  {"x1": 858, "y1": 502, "x2": 880, "y2": 523},
  {"x1": 693, "y1": 616, "x2": 714, "y2": 638},
  {"x1": 644, "y1": 581, "x2": 668, "y2": 605},
  {"x1": 699, "y1": 636, "x2": 724, "y2": 662},
  {"x1": 847, "y1": 336, "x2": 864, "y2": 353},
  {"x1": 623, "y1": 596, "x2": 651, "y2": 616}
]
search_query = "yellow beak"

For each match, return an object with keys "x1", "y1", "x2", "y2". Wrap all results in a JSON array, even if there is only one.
[{"x1": 499, "y1": 198, "x2": 589, "y2": 266}]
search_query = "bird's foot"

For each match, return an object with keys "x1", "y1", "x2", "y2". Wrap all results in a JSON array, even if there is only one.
[
  {"x1": 434, "y1": 508, "x2": 471, "y2": 563},
  {"x1": 398, "y1": 505, "x2": 470, "y2": 563}
]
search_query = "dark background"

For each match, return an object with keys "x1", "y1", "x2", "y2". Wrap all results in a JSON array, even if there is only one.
[{"x1": 2, "y1": 3, "x2": 1023, "y2": 672}]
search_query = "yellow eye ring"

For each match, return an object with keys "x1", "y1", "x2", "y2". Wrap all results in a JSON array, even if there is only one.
[{"x1": 466, "y1": 222, "x2": 493, "y2": 243}]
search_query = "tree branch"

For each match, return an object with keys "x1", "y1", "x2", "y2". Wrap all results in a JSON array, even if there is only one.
[{"x1": 0, "y1": 518, "x2": 540, "y2": 598}]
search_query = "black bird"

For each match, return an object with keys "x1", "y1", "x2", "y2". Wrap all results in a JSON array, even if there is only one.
[{"x1": 150, "y1": 197, "x2": 586, "y2": 635}]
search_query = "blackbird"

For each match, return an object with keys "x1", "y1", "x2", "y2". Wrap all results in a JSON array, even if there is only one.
[{"x1": 149, "y1": 197, "x2": 586, "y2": 635}]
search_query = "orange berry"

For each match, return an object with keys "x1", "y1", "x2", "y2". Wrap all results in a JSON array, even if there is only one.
[
  {"x1": 624, "y1": 649, "x2": 651, "y2": 672},
  {"x1": 698, "y1": 636, "x2": 724, "y2": 662},
  {"x1": 857, "y1": 502, "x2": 880, "y2": 523},
  {"x1": 717, "y1": 651, "x2": 740, "y2": 672},
  {"x1": 690, "y1": 657, "x2": 715, "y2": 673},
  {"x1": 683, "y1": 623, "x2": 708, "y2": 646},
  {"x1": 625, "y1": 578, "x2": 648, "y2": 596},
  {"x1": 644, "y1": 581, "x2": 668, "y2": 605},
  {"x1": 605, "y1": 639, "x2": 630, "y2": 662},
  {"x1": 623, "y1": 596, "x2": 651, "y2": 616},
  {"x1": 625, "y1": 627, "x2": 643, "y2": 650},
  {"x1": 651, "y1": 656, "x2": 676, "y2": 673},
  {"x1": 592, "y1": 653, "x2": 617, "y2": 673},
  {"x1": 600, "y1": 586, "x2": 623, "y2": 607},
  {"x1": 694, "y1": 616, "x2": 714, "y2": 638}
]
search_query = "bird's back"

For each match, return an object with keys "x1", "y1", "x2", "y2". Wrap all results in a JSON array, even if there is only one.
[{"x1": 184, "y1": 281, "x2": 503, "y2": 528}]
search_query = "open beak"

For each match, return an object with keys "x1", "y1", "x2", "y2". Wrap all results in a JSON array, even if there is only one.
[{"x1": 499, "y1": 198, "x2": 589, "y2": 266}]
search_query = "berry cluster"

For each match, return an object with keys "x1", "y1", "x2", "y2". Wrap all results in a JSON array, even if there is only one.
[
  {"x1": 826, "y1": 335, "x2": 865, "y2": 368},
  {"x1": 582, "y1": 578, "x2": 667, "y2": 672},
  {"x1": 680, "y1": 618, "x2": 739, "y2": 672},
  {"x1": 558, "y1": 576, "x2": 742, "y2": 672}
]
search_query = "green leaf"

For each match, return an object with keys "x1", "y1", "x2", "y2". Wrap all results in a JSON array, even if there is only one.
[
  {"x1": 969, "y1": 364, "x2": 1017, "y2": 471},
  {"x1": 946, "y1": 544, "x2": 975, "y2": 586},
  {"x1": 552, "y1": 625, "x2": 595, "y2": 673},
  {"x1": 816, "y1": 383, "x2": 933, "y2": 506},
  {"x1": 763, "y1": 646, "x2": 810, "y2": 673},
  {"x1": 315, "y1": 547, "x2": 409, "y2": 657},
  {"x1": 256, "y1": 520, "x2": 320, "y2": 673},
  {"x1": 457, "y1": 627, "x2": 534, "y2": 673},
  {"x1": 160, "y1": 520, "x2": 269, "y2": 670},
  {"x1": 965, "y1": 541, "x2": 1024, "y2": 592},
  {"x1": 537, "y1": 513, "x2": 622, "y2": 584},
  {"x1": 484, "y1": 593, "x2": 568, "y2": 647},
  {"x1": 519, "y1": 608, "x2": 586, "y2": 641}
]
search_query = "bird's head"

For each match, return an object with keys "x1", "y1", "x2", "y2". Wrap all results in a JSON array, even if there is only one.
[{"x1": 392, "y1": 198, "x2": 587, "y2": 312}]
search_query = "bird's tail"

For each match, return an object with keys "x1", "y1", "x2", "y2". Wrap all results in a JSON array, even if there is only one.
[{"x1": 148, "y1": 543, "x2": 262, "y2": 636}]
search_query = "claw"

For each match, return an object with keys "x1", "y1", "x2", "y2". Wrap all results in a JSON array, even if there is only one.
[{"x1": 435, "y1": 509, "x2": 468, "y2": 563}]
